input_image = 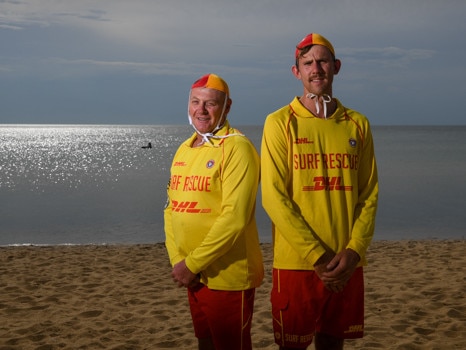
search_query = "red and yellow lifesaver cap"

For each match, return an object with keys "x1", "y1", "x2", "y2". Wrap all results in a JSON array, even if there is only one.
[
  {"x1": 191, "y1": 73, "x2": 229, "y2": 97},
  {"x1": 295, "y1": 33, "x2": 335, "y2": 58}
]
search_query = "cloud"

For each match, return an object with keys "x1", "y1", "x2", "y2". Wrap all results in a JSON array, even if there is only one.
[
  {"x1": 52, "y1": 9, "x2": 110, "y2": 23},
  {"x1": 0, "y1": 23, "x2": 22, "y2": 30},
  {"x1": 340, "y1": 47, "x2": 436, "y2": 68},
  {"x1": 45, "y1": 57, "x2": 263, "y2": 79},
  {"x1": 1, "y1": 0, "x2": 465, "y2": 125}
]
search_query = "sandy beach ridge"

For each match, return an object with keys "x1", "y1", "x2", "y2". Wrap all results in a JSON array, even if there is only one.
[{"x1": 1, "y1": 240, "x2": 465, "y2": 349}]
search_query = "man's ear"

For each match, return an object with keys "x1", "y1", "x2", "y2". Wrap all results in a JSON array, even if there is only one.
[
  {"x1": 224, "y1": 98, "x2": 232, "y2": 114},
  {"x1": 291, "y1": 64, "x2": 300, "y2": 79},
  {"x1": 334, "y1": 59, "x2": 342, "y2": 75}
]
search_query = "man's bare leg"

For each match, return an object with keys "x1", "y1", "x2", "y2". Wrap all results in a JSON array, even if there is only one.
[
  {"x1": 314, "y1": 332, "x2": 343, "y2": 350},
  {"x1": 198, "y1": 338, "x2": 215, "y2": 350}
]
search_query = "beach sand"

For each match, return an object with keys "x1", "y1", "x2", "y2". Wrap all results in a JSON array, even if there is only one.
[{"x1": 1, "y1": 240, "x2": 465, "y2": 349}]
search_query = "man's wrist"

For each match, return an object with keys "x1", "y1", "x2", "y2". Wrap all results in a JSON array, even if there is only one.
[{"x1": 347, "y1": 248, "x2": 361, "y2": 262}]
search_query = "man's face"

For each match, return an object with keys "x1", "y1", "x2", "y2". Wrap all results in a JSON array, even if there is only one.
[
  {"x1": 292, "y1": 45, "x2": 340, "y2": 96},
  {"x1": 189, "y1": 87, "x2": 230, "y2": 134}
]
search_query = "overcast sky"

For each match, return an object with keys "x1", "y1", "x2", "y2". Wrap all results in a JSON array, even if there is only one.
[{"x1": 1, "y1": 0, "x2": 465, "y2": 126}]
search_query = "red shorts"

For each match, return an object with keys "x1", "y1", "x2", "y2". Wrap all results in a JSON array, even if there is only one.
[
  {"x1": 271, "y1": 267, "x2": 364, "y2": 348},
  {"x1": 187, "y1": 284, "x2": 256, "y2": 350}
]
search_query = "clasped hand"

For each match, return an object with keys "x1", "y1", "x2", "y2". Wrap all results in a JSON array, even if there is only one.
[
  {"x1": 171, "y1": 260, "x2": 200, "y2": 288},
  {"x1": 314, "y1": 248, "x2": 360, "y2": 293}
]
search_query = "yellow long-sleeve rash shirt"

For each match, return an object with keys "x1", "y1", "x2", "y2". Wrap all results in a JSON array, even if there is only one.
[
  {"x1": 261, "y1": 97, "x2": 379, "y2": 270},
  {"x1": 164, "y1": 122, "x2": 264, "y2": 291}
]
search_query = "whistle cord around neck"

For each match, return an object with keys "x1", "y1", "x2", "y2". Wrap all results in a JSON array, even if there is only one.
[{"x1": 306, "y1": 93, "x2": 332, "y2": 119}]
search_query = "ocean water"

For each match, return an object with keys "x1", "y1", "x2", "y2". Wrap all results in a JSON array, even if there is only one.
[{"x1": 1, "y1": 124, "x2": 465, "y2": 246}]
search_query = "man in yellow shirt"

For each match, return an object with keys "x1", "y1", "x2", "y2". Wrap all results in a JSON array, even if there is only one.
[
  {"x1": 164, "y1": 73, "x2": 264, "y2": 350},
  {"x1": 261, "y1": 33, "x2": 379, "y2": 350}
]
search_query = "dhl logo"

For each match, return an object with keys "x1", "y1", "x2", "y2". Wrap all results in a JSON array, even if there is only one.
[
  {"x1": 303, "y1": 176, "x2": 352, "y2": 191},
  {"x1": 294, "y1": 137, "x2": 313, "y2": 144},
  {"x1": 171, "y1": 200, "x2": 211, "y2": 213},
  {"x1": 344, "y1": 324, "x2": 364, "y2": 333}
]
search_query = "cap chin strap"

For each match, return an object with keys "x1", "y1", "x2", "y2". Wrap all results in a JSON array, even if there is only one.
[
  {"x1": 306, "y1": 93, "x2": 332, "y2": 119},
  {"x1": 188, "y1": 92, "x2": 243, "y2": 144}
]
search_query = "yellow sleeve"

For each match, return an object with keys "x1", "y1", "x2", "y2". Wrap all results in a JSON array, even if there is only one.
[
  {"x1": 261, "y1": 114, "x2": 327, "y2": 265},
  {"x1": 163, "y1": 178, "x2": 184, "y2": 267},
  {"x1": 347, "y1": 123, "x2": 379, "y2": 259}
]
